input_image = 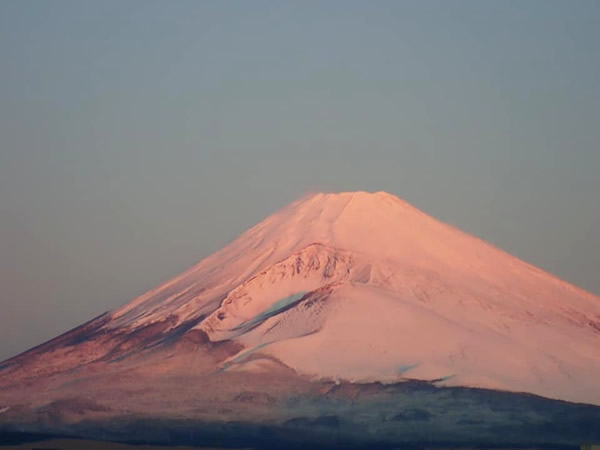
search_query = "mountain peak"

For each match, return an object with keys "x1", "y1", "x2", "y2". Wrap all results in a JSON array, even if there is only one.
[
  {"x1": 300, "y1": 190, "x2": 414, "y2": 210},
  {"x1": 309, "y1": 190, "x2": 398, "y2": 200}
]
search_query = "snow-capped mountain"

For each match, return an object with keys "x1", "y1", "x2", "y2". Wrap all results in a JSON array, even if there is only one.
[{"x1": 1, "y1": 191, "x2": 599, "y2": 446}]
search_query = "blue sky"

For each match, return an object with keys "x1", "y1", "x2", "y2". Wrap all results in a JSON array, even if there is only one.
[{"x1": 1, "y1": 0, "x2": 599, "y2": 360}]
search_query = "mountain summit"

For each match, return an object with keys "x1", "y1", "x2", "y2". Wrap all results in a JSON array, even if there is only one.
[{"x1": 1, "y1": 191, "x2": 600, "y2": 446}]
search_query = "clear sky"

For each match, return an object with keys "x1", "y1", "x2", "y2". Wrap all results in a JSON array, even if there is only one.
[{"x1": 0, "y1": 0, "x2": 599, "y2": 361}]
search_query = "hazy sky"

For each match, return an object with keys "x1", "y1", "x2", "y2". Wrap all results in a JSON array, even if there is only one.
[{"x1": 1, "y1": 0, "x2": 599, "y2": 361}]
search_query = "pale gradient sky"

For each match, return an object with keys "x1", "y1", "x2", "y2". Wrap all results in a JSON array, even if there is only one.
[{"x1": 0, "y1": 0, "x2": 599, "y2": 361}]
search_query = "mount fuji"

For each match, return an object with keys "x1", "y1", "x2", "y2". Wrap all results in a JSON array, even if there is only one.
[{"x1": 1, "y1": 191, "x2": 599, "y2": 447}]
